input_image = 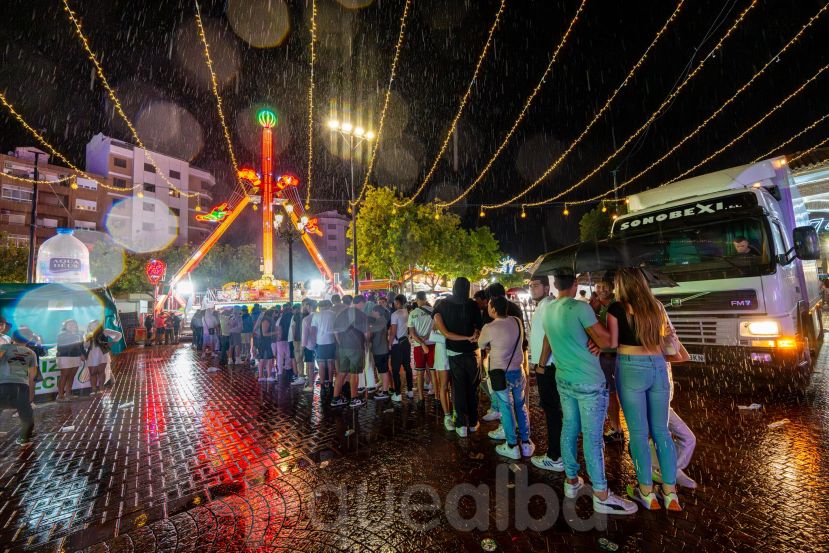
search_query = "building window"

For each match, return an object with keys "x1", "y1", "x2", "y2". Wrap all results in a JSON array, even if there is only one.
[
  {"x1": 1, "y1": 185, "x2": 33, "y2": 203},
  {"x1": 37, "y1": 217, "x2": 59, "y2": 228},
  {"x1": 113, "y1": 177, "x2": 128, "y2": 188},
  {"x1": 170, "y1": 170, "x2": 180, "y2": 179},
  {"x1": 171, "y1": 208, "x2": 180, "y2": 217},
  {"x1": 76, "y1": 177, "x2": 98, "y2": 190},
  {"x1": 0, "y1": 212, "x2": 26, "y2": 225},
  {"x1": 169, "y1": 188, "x2": 181, "y2": 198},
  {"x1": 74, "y1": 220, "x2": 96, "y2": 230},
  {"x1": 113, "y1": 157, "x2": 127, "y2": 168},
  {"x1": 143, "y1": 202, "x2": 155, "y2": 212},
  {"x1": 328, "y1": 234, "x2": 336, "y2": 240},
  {"x1": 143, "y1": 183, "x2": 156, "y2": 193},
  {"x1": 144, "y1": 163, "x2": 155, "y2": 173},
  {"x1": 142, "y1": 222, "x2": 155, "y2": 231},
  {"x1": 328, "y1": 224, "x2": 337, "y2": 230},
  {"x1": 75, "y1": 198, "x2": 97, "y2": 212},
  {"x1": 5, "y1": 234, "x2": 28, "y2": 247}
]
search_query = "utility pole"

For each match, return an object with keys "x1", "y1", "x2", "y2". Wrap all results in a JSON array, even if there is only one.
[{"x1": 26, "y1": 151, "x2": 41, "y2": 283}]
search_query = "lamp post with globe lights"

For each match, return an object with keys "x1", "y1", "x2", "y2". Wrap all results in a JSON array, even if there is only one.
[
  {"x1": 327, "y1": 117, "x2": 374, "y2": 294},
  {"x1": 275, "y1": 204, "x2": 308, "y2": 304}
]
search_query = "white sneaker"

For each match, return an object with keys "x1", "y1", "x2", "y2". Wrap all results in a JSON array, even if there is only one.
[
  {"x1": 292, "y1": 377, "x2": 306, "y2": 386},
  {"x1": 455, "y1": 426, "x2": 468, "y2": 438},
  {"x1": 469, "y1": 422, "x2": 480, "y2": 433},
  {"x1": 496, "y1": 443, "x2": 520, "y2": 460},
  {"x1": 593, "y1": 491, "x2": 638, "y2": 515},
  {"x1": 482, "y1": 409, "x2": 501, "y2": 422},
  {"x1": 564, "y1": 476, "x2": 584, "y2": 499},
  {"x1": 531, "y1": 455, "x2": 564, "y2": 472},
  {"x1": 444, "y1": 415, "x2": 455, "y2": 431},
  {"x1": 407, "y1": 390, "x2": 414, "y2": 399},
  {"x1": 676, "y1": 469, "x2": 698, "y2": 489},
  {"x1": 520, "y1": 440, "x2": 536, "y2": 458},
  {"x1": 391, "y1": 393, "x2": 402, "y2": 403},
  {"x1": 487, "y1": 426, "x2": 506, "y2": 440}
]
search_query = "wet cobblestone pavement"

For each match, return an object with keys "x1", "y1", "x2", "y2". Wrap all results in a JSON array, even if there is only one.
[{"x1": 2, "y1": 344, "x2": 828, "y2": 552}]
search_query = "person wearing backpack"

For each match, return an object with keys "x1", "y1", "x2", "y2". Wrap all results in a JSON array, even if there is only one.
[{"x1": 84, "y1": 319, "x2": 123, "y2": 395}]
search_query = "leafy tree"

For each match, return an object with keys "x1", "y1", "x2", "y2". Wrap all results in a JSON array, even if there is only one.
[
  {"x1": 579, "y1": 206, "x2": 613, "y2": 242},
  {"x1": 0, "y1": 233, "x2": 28, "y2": 283}
]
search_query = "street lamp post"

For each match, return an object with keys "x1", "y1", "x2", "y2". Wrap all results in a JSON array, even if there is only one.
[
  {"x1": 26, "y1": 150, "x2": 42, "y2": 283},
  {"x1": 327, "y1": 118, "x2": 375, "y2": 295},
  {"x1": 275, "y1": 206, "x2": 308, "y2": 305}
]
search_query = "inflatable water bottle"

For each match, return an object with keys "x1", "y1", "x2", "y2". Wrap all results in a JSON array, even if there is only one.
[{"x1": 36, "y1": 228, "x2": 91, "y2": 283}]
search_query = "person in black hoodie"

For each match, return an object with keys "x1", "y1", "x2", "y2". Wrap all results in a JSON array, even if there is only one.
[{"x1": 433, "y1": 277, "x2": 483, "y2": 437}]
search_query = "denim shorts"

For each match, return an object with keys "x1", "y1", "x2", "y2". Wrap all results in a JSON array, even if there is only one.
[{"x1": 315, "y1": 343, "x2": 336, "y2": 361}]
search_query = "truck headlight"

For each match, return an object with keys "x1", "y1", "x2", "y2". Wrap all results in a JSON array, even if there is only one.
[{"x1": 741, "y1": 320, "x2": 780, "y2": 337}]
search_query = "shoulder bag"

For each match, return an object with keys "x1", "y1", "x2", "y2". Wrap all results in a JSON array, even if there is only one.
[{"x1": 660, "y1": 304, "x2": 690, "y2": 363}]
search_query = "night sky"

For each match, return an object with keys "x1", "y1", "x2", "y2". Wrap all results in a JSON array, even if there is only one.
[{"x1": 1, "y1": 0, "x2": 827, "y2": 263}]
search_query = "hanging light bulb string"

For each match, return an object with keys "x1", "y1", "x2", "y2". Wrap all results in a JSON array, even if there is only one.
[
  {"x1": 518, "y1": 0, "x2": 759, "y2": 209},
  {"x1": 305, "y1": 0, "x2": 318, "y2": 209},
  {"x1": 481, "y1": 0, "x2": 686, "y2": 210},
  {"x1": 753, "y1": 111, "x2": 829, "y2": 162},
  {"x1": 790, "y1": 134, "x2": 829, "y2": 165},
  {"x1": 354, "y1": 0, "x2": 413, "y2": 207},
  {"x1": 0, "y1": 91, "x2": 138, "y2": 192},
  {"x1": 396, "y1": 0, "x2": 506, "y2": 208},
  {"x1": 662, "y1": 63, "x2": 829, "y2": 185},
  {"x1": 530, "y1": 0, "x2": 825, "y2": 208},
  {"x1": 0, "y1": 172, "x2": 75, "y2": 186},
  {"x1": 438, "y1": 0, "x2": 590, "y2": 208},
  {"x1": 193, "y1": 0, "x2": 247, "y2": 197},
  {"x1": 63, "y1": 0, "x2": 199, "y2": 198}
]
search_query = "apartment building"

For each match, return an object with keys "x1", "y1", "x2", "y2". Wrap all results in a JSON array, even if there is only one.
[
  {"x1": 0, "y1": 147, "x2": 108, "y2": 248},
  {"x1": 85, "y1": 133, "x2": 217, "y2": 246},
  {"x1": 310, "y1": 210, "x2": 351, "y2": 274}
]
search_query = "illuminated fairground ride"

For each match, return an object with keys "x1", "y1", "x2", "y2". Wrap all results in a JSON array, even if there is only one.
[{"x1": 154, "y1": 109, "x2": 339, "y2": 312}]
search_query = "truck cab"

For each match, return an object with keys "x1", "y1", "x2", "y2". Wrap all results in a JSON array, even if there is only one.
[{"x1": 611, "y1": 157, "x2": 821, "y2": 387}]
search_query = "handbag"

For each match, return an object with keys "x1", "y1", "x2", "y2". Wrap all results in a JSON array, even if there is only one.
[{"x1": 488, "y1": 317, "x2": 522, "y2": 392}]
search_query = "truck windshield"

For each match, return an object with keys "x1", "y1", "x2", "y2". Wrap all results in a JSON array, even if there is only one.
[{"x1": 621, "y1": 217, "x2": 773, "y2": 282}]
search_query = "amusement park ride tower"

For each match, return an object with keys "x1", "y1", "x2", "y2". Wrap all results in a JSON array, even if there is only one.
[{"x1": 154, "y1": 109, "x2": 336, "y2": 312}]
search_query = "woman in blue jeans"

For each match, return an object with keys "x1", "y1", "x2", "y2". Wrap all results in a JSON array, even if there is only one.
[
  {"x1": 607, "y1": 268, "x2": 683, "y2": 511},
  {"x1": 477, "y1": 296, "x2": 533, "y2": 460}
]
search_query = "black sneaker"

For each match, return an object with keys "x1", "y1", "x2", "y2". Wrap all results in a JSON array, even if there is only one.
[
  {"x1": 349, "y1": 398, "x2": 364, "y2": 408},
  {"x1": 330, "y1": 397, "x2": 348, "y2": 407},
  {"x1": 357, "y1": 387, "x2": 366, "y2": 394}
]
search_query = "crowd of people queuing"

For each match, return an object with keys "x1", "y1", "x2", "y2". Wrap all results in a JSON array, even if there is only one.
[
  {"x1": 0, "y1": 315, "x2": 122, "y2": 446},
  {"x1": 186, "y1": 267, "x2": 696, "y2": 516}
]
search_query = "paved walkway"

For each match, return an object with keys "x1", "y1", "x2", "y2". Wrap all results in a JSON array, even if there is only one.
[{"x1": 1, "y1": 345, "x2": 828, "y2": 552}]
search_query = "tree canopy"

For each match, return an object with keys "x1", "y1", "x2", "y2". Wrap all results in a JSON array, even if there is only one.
[
  {"x1": 579, "y1": 206, "x2": 613, "y2": 242},
  {"x1": 349, "y1": 186, "x2": 502, "y2": 289}
]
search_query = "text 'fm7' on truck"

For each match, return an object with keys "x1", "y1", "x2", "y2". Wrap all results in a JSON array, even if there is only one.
[{"x1": 611, "y1": 157, "x2": 822, "y2": 389}]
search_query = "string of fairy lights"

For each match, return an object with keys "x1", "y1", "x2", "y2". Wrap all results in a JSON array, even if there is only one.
[
  {"x1": 304, "y1": 0, "x2": 318, "y2": 210},
  {"x1": 479, "y1": 0, "x2": 687, "y2": 211},
  {"x1": 0, "y1": 91, "x2": 143, "y2": 192},
  {"x1": 512, "y1": 0, "x2": 759, "y2": 211},
  {"x1": 790, "y1": 135, "x2": 829, "y2": 165},
  {"x1": 62, "y1": 0, "x2": 199, "y2": 199},
  {"x1": 663, "y1": 63, "x2": 829, "y2": 185},
  {"x1": 193, "y1": 0, "x2": 246, "y2": 201},
  {"x1": 753, "y1": 112, "x2": 829, "y2": 163},
  {"x1": 354, "y1": 0, "x2": 412, "y2": 207},
  {"x1": 557, "y1": 1, "x2": 829, "y2": 209},
  {"x1": 395, "y1": 0, "x2": 506, "y2": 208},
  {"x1": 436, "y1": 0, "x2": 590, "y2": 209}
]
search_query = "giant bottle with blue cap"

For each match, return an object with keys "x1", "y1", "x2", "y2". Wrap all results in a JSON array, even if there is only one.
[{"x1": 35, "y1": 228, "x2": 91, "y2": 283}]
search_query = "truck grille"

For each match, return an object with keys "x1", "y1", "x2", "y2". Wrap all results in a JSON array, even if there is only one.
[{"x1": 671, "y1": 318, "x2": 738, "y2": 346}]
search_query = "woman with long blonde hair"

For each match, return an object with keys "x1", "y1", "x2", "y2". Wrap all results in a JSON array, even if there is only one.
[{"x1": 606, "y1": 267, "x2": 681, "y2": 511}]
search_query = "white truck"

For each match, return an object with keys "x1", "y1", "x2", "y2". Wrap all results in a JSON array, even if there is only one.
[{"x1": 611, "y1": 157, "x2": 822, "y2": 388}]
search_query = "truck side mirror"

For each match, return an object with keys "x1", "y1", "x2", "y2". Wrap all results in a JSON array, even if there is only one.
[{"x1": 793, "y1": 226, "x2": 820, "y2": 260}]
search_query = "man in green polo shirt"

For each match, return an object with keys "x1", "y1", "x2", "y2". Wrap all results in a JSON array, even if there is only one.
[{"x1": 539, "y1": 268, "x2": 636, "y2": 515}]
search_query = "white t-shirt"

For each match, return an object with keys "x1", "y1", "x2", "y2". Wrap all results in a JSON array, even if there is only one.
[
  {"x1": 477, "y1": 316, "x2": 524, "y2": 370},
  {"x1": 530, "y1": 296, "x2": 554, "y2": 365},
  {"x1": 407, "y1": 305, "x2": 434, "y2": 344},
  {"x1": 0, "y1": 334, "x2": 10, "y2": 345},
  {"x1": 390, "y1": 308, "x2": 409, "y2": 344},
  {"x1": 311, "y1": 309, "x2": 336, "y2": 345}
]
